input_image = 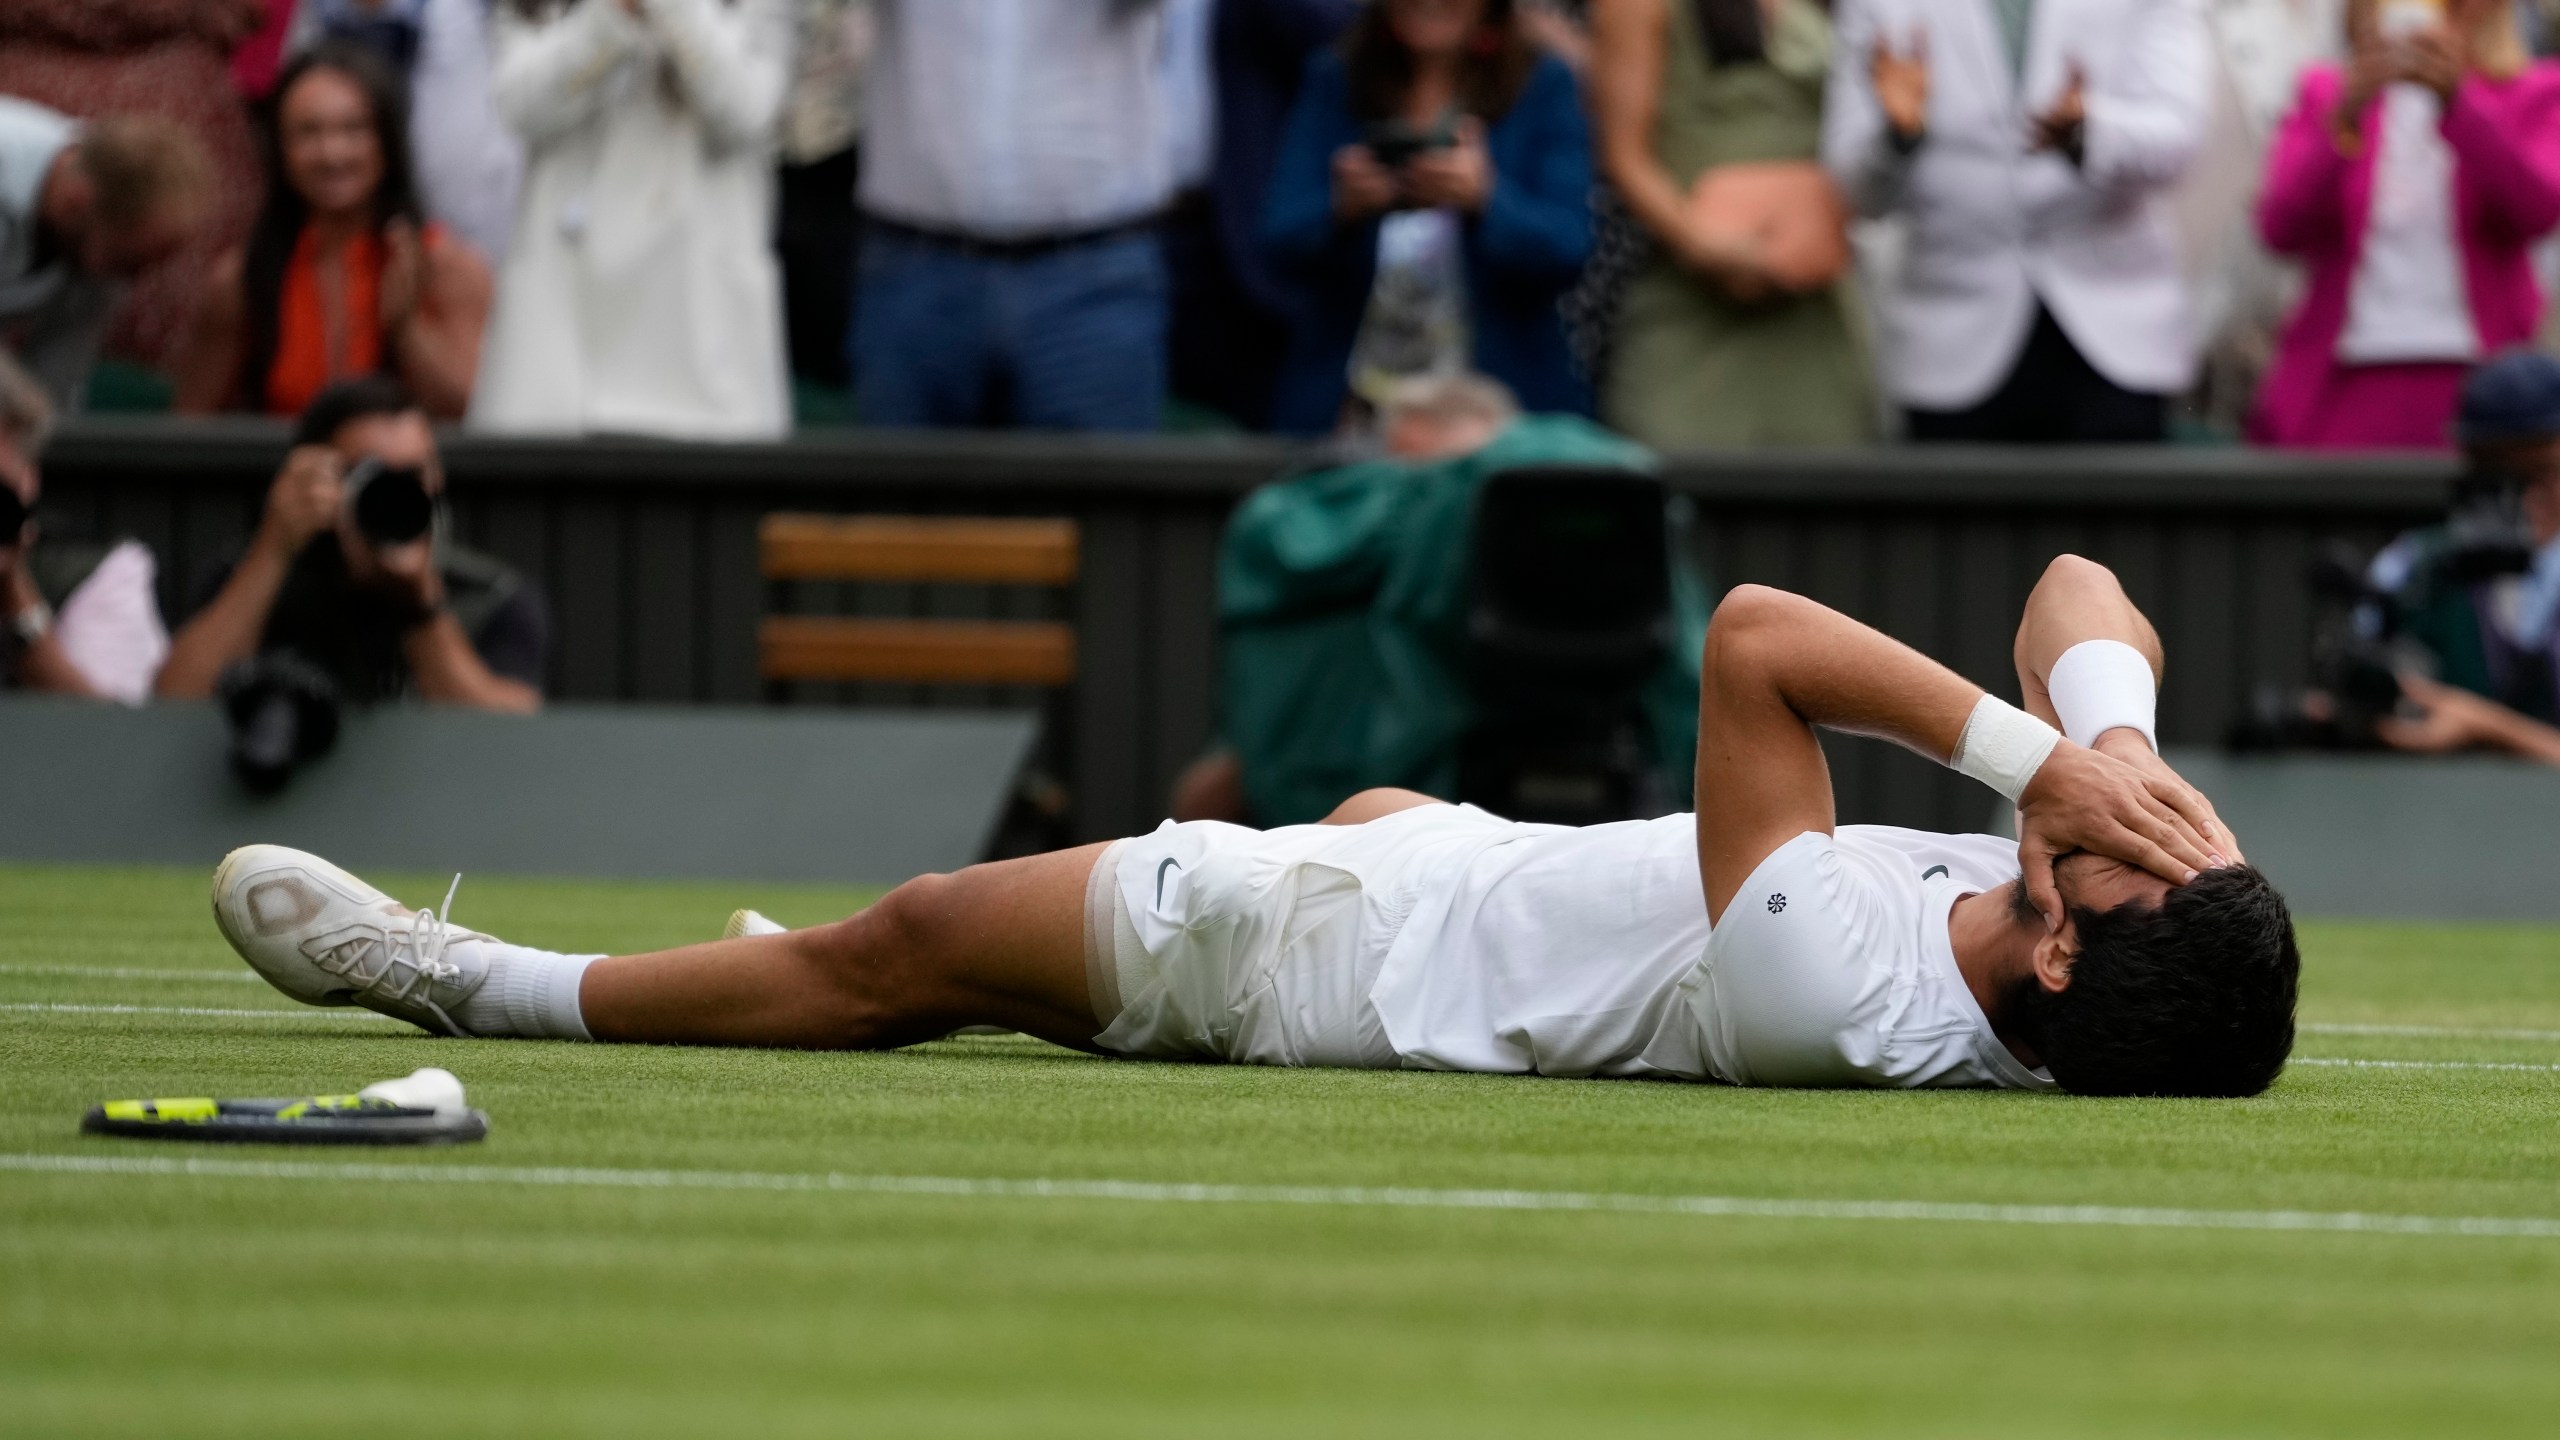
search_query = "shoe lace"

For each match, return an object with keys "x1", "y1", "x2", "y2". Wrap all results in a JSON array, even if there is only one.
[{"x1": 314, "y1": 873, "x2": 466, "y2": 1007}]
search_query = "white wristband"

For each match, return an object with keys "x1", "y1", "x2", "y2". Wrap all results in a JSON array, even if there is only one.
[
  {"x1": 1951, "y1": 695, "x2": 2062, "y2": 803},
  {"x1": 2047, "y1": 639, "x2": 2158, "y2": 752}
]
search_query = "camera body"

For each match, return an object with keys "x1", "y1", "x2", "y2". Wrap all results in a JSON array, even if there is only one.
[
  {"x1": 2234, "y1": 467, "x2": 2538, "y2": 750},
  {"x1": 218, "y1": 653, "x2": 344, "y2": 794}
]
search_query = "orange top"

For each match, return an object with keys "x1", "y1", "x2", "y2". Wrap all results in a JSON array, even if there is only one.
[{"x1": 262, "y1": 221, "x2": 446, "y2": 417}]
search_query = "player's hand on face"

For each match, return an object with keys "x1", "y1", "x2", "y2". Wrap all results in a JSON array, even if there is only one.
[
  {"x1": 2091, "y1": 729, "x2": 2244, "y2": 863},
  {"x1": 256, "y1": 446, "x2": 345, "y2": 559},
  {"x1": 2014, "y1": 741, "x2": 2220, "y2": 930}
]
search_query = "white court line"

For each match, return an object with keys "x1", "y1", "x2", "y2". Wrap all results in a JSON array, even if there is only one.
[
  {"x1": 2293, "y1": 1057, "x2": 2560, "y2": 1074},
  {"x1": 3, "y1": 1152, "x2": 2554, "y2": 1240},
  {"x1": 13, "y1": 972, "x2": 2556, "y2": 1045},
  {"x1": 0, "y1": 1002, "x2": 395, "y2": 1023},
  {"x1": 0, "y1": 965, "x2": 258, "y2": 984},
  {"x1": 2300, "y1": 1022, "x2": 2560, "y2": 1043},
  {"x1": 2, "y1": 999, "x2": 2551, "y2": 1067}
]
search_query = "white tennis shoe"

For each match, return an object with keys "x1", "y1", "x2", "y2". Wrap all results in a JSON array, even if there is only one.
[{"x1": 211, "y1": 845, "x2": 494, "y2": 1036}]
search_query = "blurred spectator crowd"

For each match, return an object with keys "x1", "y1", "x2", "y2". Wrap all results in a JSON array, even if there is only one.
[
  {"x1": 2, "y1": 0, "x2": 2559, "y2": 452},
  {"x1": 9, "y1": 0, "x2": 2560, "y2": 777}
]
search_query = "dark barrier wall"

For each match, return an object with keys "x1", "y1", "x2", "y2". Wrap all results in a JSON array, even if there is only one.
[{"x1": 40, "y1": 418, "x2": 2452, "y2": 841}]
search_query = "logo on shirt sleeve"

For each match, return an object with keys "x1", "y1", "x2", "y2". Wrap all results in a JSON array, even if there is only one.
[
  {"x1": 1922, "y1": 865, "x2": 1949, "y2": 881},
  {"x1": 1766, "y1": 893, "x2": 1787, "y2": 913}
]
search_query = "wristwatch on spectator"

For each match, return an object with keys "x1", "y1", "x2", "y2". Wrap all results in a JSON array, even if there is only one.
[{"x1": 9, "y1": 597, "x2": 50, "y2": 646}]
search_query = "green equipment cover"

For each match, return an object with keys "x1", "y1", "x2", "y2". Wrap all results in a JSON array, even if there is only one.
[{"x1": 1221, "y1": 416, "x2": 1713, "y2": 826}]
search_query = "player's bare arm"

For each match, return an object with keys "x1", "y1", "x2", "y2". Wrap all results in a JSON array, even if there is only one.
[
  {"x1": 1695, "y1": 570, "x2": 2223, "y2": 929},
  {"x1": 2009, "y1": 555, "x2": 2243, "y2": 902}
]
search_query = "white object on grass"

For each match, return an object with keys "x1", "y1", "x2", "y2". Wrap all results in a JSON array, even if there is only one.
[{"x1": 358, "y1": 1067, "x2": 470, "y2": 1114}]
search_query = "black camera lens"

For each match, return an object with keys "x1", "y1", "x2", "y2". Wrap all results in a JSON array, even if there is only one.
[{"x1": 349, "y1": 463, "x2": 434, "y2": 544}]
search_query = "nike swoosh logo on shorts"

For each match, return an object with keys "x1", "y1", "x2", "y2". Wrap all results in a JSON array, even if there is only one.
[{"x1": 1157, "y1": 858, "x2": 1181, "y2": 905}]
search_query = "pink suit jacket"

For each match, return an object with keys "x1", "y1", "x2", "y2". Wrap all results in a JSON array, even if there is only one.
[{"x1": 2252, "y1": 63, "x2": 2560, "y2": 445}]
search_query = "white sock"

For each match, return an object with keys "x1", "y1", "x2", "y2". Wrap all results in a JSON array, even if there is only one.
[{"x1": 449, "y1": 940, "x2": 605, "y2": 1041}]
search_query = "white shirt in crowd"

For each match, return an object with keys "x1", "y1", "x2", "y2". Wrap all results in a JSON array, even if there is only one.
[
  {"x1": 0, "y1": 97, "x2": 74, "y2": 321},
  {"x1": 1824, "y1": 0, "x2": 2211, "y2": 409},
  {"x1": 1158, "y1": 0, "x2": 1216, "y2": 192},
  {"x1": 472, "y1": 0, "x2": 792, "y2": 440},
  {"x1": 0, "y1": 97, "x2": 112, "y2": 411},
  {"x1": 2338, "y1": 84, "x2": 2482, "y2": 364},
  {"x1": 51, "y1": 540, "x2": 170, "y2": 707},
  {"x1": 859, "y1": 0, "x2": 1177, "y2": 240},
  {"x1": 1371, "y1": 815, "x2": 2051, "y2": 1089}
]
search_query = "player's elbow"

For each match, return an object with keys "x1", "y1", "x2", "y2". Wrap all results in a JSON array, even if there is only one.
[
  {"x1": 2028, "y1": 555, "x2": 2136, "y2": 632},
  {"x1": 2017, "y1": 554, "x2": 2127, "y2": 665},
  {"x1": 2036, "y1": 553, "x2": 2120, "y2": 595},
  {"x1": 1704, "y1": 584, "x2": 1811, "y2": 683},
  {"x1": 1708, "y1": 583, "x2": 1809, "y2": 641}
]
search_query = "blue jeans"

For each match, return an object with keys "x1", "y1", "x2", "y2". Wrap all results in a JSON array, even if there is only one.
[{"x1": 850, "y1": 226, "x2": 1167, "y2": 431}]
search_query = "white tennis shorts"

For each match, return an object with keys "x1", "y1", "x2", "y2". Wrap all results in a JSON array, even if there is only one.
[{"x1": 1081, "y1": 805, "x2": 1517, "y2": 1067}]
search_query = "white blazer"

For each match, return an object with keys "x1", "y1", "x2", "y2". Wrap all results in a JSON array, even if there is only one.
[
  {"x1": 1823, "y1": 0, "x2": 2209, "y2": 410},
  {"x1": 472, "y1": 0, "x2": 792, "y2": 440}
]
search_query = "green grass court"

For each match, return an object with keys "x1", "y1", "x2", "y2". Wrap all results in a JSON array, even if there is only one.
[{"x1": 4, "y1": 861, "x2": 2558, "y2": 1437}]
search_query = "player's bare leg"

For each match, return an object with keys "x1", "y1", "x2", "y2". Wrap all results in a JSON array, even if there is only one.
[
  {"x1": 211, "y1": 790, "x2": 1450, "y2": 1051},
  {"x1": 579, "y1": 844, "x2": 1113, "y2": 1052},
  {"x1": 581, "y1": 791, "x2": 1448, "y2": 1048},
  {"x1": 589, "y1": 790, "x2": 1450, "y2": 1045}
]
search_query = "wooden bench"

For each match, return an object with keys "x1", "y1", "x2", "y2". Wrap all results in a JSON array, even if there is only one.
[{"x1": 758, "y1": 514, "x2": 1079, "y2": 688}]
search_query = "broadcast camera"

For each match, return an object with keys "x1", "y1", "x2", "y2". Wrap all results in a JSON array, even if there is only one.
[{"x1": 2232, "y1": 467, "x2": 2538, "y2": 751}]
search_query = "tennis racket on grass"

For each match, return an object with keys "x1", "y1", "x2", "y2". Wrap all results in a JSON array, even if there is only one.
[{"x1": 80, "y1": 1067, "x2": 488, "y2": 1146}]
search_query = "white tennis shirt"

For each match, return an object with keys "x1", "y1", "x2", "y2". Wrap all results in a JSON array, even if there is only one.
[{"x1": 1369, "y1": 817, "x2": 2054, "y2": 1090}]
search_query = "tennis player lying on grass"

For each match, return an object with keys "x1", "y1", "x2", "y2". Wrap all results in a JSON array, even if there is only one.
[{"x1": 212, "y1": 555, "x2": 2299, "y2": 1097}]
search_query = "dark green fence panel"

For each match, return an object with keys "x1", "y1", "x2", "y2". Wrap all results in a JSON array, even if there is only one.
[{"x1": 39, "y1": 419, "x2": 2450, "y2": 840}]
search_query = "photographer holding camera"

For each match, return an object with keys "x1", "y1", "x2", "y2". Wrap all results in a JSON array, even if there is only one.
[
  {"x1": 155, "y1": 375, "x2": 545, "y2": 717},
  {"x1": 2357, "y1": 349, "x2": 2560, "y2": 766},
  {"x1": 1261, "y1": 0, "x2": 1594, "y2": 434}
]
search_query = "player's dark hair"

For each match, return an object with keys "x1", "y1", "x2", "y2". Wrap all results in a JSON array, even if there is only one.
[
  {"x1": 292, "y1": 374, "x2": 419, "y2": 449},
  {"x1": 2023, "y1": 865, "x2": 2299, "y2": 1098}
]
